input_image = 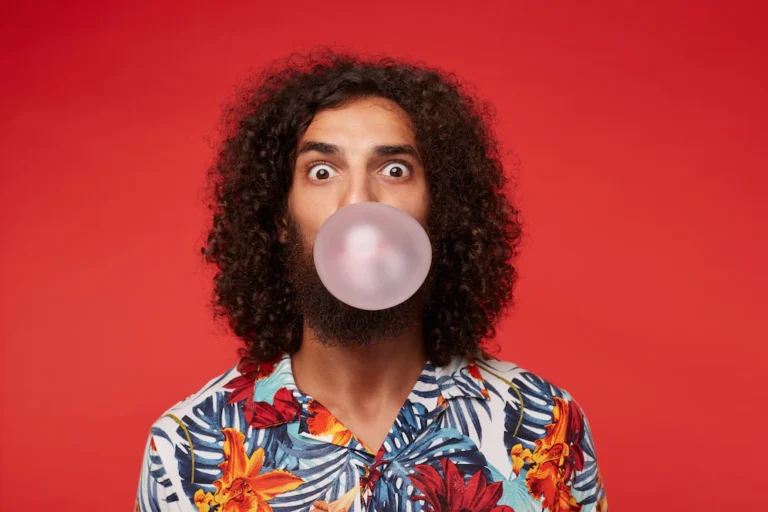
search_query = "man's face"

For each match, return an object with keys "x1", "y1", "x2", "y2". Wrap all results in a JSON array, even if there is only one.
[{"x1": 280, "y1": 96, "x2": 434, "y2": 348}]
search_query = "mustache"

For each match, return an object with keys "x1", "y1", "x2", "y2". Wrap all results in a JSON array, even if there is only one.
[{"x1": 281, "y1": 217, "x2": 433, "y2": 348}]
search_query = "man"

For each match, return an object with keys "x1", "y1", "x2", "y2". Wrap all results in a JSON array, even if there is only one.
[{"x1": 136, "y1": 49, "x2": 608, "y2": 512}]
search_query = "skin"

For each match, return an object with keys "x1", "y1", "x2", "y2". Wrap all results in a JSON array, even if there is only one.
[{"x1": 277, "y1": 96, "x2": 433, "y2": 453}]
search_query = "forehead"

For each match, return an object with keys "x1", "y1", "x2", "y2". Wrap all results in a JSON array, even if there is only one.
[{"x1": 299, "y1": 96, "x2": 416, "y2": 146}]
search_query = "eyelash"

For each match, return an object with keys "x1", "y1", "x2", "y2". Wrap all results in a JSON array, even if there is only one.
[{"x1": 305, "y1": 159, "x2": 413, "y2": 178}]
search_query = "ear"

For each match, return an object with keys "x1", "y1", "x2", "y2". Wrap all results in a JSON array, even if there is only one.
[{"x1": 276, "y1": 214, "x2": 288, "y2": 244}]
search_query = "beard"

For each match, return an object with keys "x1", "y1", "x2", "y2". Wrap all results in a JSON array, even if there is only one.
[{"x1": 282, "y1": 212, "x2": 435, "y2": 349}]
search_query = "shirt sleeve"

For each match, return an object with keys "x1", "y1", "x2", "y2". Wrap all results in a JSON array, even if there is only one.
[
  {"x1": 562, "y1": 391, "x2": 609, "y2": 512},
  {"x1": 135, "y1": 431, "x2": 186, "y2": 512}
]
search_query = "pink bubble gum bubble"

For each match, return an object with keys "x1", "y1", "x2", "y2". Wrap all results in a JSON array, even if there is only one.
[{"x1": 313, "y1": 202, "x2": 432, "y2": 311}]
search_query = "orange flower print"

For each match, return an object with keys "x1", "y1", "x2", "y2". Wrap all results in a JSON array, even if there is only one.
[
  {"x1": 193, "y1": 428, "x2": 304, "y2": 512},
  {"x1": 510, "y1": 397, "x2": 586, "y2": 512},
  {"x1": 306, "y1": 400, "x2": 354, "y2": 447},
  {"x1": 310, "y1": 486, "x2": 359, "y2": 512},
  {"x1": 595, "y1": 470, "x2": 608, "y2": 512}
]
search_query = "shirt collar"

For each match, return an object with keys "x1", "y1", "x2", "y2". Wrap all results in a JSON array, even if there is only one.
[
  {"x1": 239, "y1": 350, "x2": 490, "y2": 431},
  {"x1": 432, "y1": 353, "x2": 491, "y2": 402}
]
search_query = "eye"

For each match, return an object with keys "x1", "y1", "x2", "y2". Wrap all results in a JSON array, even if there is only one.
[
  {"x1": 380, "y1": 161, "x2": 412, "y2": 179},
  {"x1": 307, "y1": 162, "x2": 340, "y2": 181}
]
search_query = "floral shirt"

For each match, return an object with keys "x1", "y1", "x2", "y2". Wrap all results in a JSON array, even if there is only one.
[{"x1": 135, "y1": 350, "x2": 608, "y2": 512}]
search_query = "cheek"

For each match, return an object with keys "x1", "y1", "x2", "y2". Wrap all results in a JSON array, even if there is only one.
[
  {"x1": 293, "y1": 210, "x2": 330, "y2": 246},
  {"x1": 289, "y1": 193, "x2": 331, "y2": 242},
  {"x1": 385, "y1": 196, "x2": 430, "y2": 230},
  {"x1": 409, "y1": 187, "x2": 431, "y2": 228}
]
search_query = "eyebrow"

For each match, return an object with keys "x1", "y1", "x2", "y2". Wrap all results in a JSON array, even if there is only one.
[{"x1": 296, "y1": 140, "x2": 422, "y2": 164}]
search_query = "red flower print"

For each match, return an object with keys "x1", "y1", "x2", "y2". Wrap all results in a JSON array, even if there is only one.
[
  {"x1": 249, "y1": 387, "x2": 301, "y2": 428},
  {"x1": 224, "y1": 354, "x2": 283, "y2": 424},
  {"x1": 224, "y1": 359, "x2": 259, "y2": 405},
  {"x1": 409, "y1": 458, "x2": 514, "y2": 512}
]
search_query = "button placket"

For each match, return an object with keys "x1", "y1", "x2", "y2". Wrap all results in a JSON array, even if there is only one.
[
  {"x1": 358, "y1": 463, "x2": 372, "y2": 510},
  {"x1": 358, "y1": 455, "x2": 389, "y2": 511}
]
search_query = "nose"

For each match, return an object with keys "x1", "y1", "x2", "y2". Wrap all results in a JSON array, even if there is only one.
[{"x1": 337, "y1": 167, "x2": 377, "y2": 209}]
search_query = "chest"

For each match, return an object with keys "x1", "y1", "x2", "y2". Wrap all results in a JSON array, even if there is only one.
[
  {"x1": 295, "y1": 411, "x2": 495, "y2": 512},
  {"x1": 330, "y1": 400, "x2": 406, "y2": 455}
]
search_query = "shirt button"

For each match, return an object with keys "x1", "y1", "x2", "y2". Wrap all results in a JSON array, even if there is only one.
[{"x1": 359, "y1": 464, "x2": 372, "y2": 510}]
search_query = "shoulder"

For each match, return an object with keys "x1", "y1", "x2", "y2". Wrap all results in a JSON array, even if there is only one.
[
  {"x1": 149, "y1": 363, "x2": 243, "y2": 437},
  {"x1": 137, "y1": 364, "x2": 243, "y2": 507},
  {"x1": 469, "y1": 349, "x2": 591, "y2": 446},
  {"x1": 471, "y1": 349, "x2": 577, "y2": 409},
  {"x1": 468, "y1": 350, "x2": 609, "y2": 511}
]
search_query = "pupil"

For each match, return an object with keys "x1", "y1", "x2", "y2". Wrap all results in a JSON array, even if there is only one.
[
  {"x1": 390, "y1": 167, "x2": 402, "y2": 177},
  {"x1": 318, "y1": 169, "x2": 328, "y2": 179}
]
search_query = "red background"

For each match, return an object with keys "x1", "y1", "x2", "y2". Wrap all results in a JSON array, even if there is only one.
[{"x1": 2, "y1": 1, "x2": 766, "y2": 510}]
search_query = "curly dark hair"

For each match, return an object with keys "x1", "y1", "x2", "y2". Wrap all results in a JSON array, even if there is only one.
[{"x1": 201, "y1": 47, "x2": 524, "y2": 366}]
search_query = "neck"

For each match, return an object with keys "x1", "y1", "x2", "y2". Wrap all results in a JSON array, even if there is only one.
[{"x1": 291, "y1": 323, "x2": 427, "y2": 409}]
